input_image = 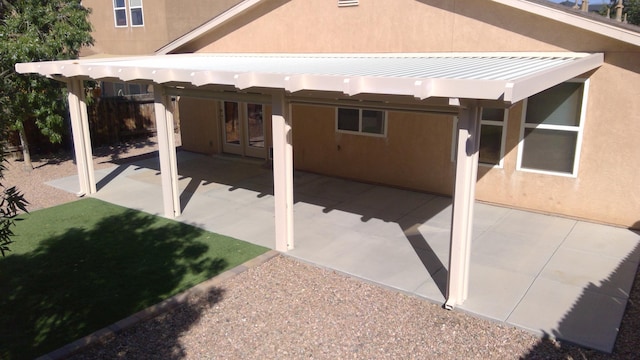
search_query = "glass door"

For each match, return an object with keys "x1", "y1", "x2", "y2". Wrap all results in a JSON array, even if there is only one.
[
  {"x1": 221, "y1": 101, "x2": 267, "y2": 158},
  {"x1": 222, "y1": 101, "x2": 242, "y2": 155}
]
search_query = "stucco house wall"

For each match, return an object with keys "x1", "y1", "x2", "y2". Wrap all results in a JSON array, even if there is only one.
[
  {"x1": 81, "y1": 0, "x2": 242, "y2": 55},
  {"x1": 174, "y1": 0, "x2": 640, "y2": 228}
]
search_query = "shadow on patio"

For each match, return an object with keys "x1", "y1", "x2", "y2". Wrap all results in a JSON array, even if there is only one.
[{"x1": 46, "y1": 150, "x2": 640, "y2": 353}]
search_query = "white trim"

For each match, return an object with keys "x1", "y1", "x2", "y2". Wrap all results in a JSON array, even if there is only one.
[
  {"x1": 156, "y1": 0, "x2": 268, "y2": 54},
  {"x1": 492, "y1": 0, "x2": 640, "y2": 47},
  {"x1": 335, "y1": 107, "x2": 387, "y2": 137},
  {"x1": 516, "y1": 79, "x2": 589, "y2": 177}
]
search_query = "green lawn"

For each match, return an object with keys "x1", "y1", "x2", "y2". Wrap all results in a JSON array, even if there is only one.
[{"x1": 0, "y1": 198, "x2": 269, "y2": 360}]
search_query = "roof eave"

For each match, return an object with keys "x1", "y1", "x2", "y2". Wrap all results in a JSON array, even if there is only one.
[{"x1": 156, "y1": 0, "x2": 267, "y2": 55}]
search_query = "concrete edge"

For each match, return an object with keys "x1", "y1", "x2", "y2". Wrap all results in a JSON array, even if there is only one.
[{"x1": 36, "y1": 250, "x2": 280, "y2": 360}]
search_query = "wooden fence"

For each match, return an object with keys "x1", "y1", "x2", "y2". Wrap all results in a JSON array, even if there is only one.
[{"x1": 87, "y1": 95, "x2": 157, "y2": 146}]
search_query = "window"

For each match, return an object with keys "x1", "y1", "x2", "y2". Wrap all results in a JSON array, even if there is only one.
[
  {"x1": 517, "y1": 80, "x2": 588, "y2": 177},
  {"x1": 113, "y1": 0, "x2": 144, "y2": 27},
  {"x1": 336, "y1": 108, "x2": 386, "y2": 136},
  {"x1": 129, "y1": 0, "x2": 144, "y2": 27},
  {"x1": 479, "y1": 108, "x2": 507, "y2": 167},
  {"x1": 113, "y1": 0, "x2": 127, "y2": 27}
]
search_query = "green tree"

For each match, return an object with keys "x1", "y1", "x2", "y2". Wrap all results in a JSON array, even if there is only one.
[
  {"x1": 603, "y1": 0, "x2": 640, "y2": 25},
  {"x1": 0, "y1": 0, "x2": 93, "y2": 169}
]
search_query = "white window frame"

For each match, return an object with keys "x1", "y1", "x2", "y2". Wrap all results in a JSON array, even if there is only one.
[
  {"x1": 113, "y1": 0, "x2": 128, "y2": 27},
  {"x1": 129, "y1": 0, "x2": 144, "y2": 27},
  {"x1": 449, "y1": 108, "x2": 508, "y2": 168},
  {"x1": 479, "y1": 108, "x2": 508, "y2": 168},
  {"x1": 335, "y1": 107, "x2": 387, "y2": 137},
  {"x1": 516, "y1": 79, "x2": 589, "y2": 178}
]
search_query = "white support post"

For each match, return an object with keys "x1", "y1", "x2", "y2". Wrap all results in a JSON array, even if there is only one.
[
  {"x1": 445, "y1": 103, "x2": 481, "y2": 310},
  {"x1": 154, "y1": 86, "x2": 181, "y2": 218},
  {"x1": 67, "y1": 79, "x2": 96, "y2": 196},
  {"x1": 272, "y1": 92, "x2": 294, "y2": 251}
]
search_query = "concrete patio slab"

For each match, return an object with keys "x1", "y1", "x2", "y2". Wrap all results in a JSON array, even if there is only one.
[
  {"x1": 540, "y1": 247, "x2": 638, "y2": 298},
  {"x1": 507, "y1": 277, "x2": 628, "y2": 353},
  {"x1": 460, "y1": 263, "x2": 535, "y2": 322},
  {"x1": 47, "y1": 151, "x2": 640, "y2": 353}
]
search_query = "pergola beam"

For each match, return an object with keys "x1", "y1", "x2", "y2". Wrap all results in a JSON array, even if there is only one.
[
  {"x1": 445, "y1": 102, "x2": 482, "y2": 309},
  {"x1": 272, "y1": 92, "x2": 294, "y2": 251},
  {"x1": 67, "y1": 78, "x2": 96, "y2": 196},
  {"x1": 153, "y1": 86, "x2": 181, "y2": 218}
]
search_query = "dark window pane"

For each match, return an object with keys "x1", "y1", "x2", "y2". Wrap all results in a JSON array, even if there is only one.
[
  {"x1": 526, "y1": 82, "x2": 583, "y2": 126},
  {"x1": 115, "y1": 9, "x2": 127, "y2": 26},
  {"x1": 361, "y1": 110, "x2": 384, "y2": 134},
  {"x1": 128, "y1": 84, "x2": 142, "y2": 95},
  {"x1": 224, "y1": 102, "x2": 240, "y2": 145},
  {"x1": 131, "y1": 8, "x2": 144, "y2": 26},
  {"x1": 521, "y1": 128, "x2": 577, "y2": 173},
  {"x1": 114, "y1": 0, "x2": 125, "y2": 8},
  {"x1": 247, "y1": 104, "x2": 264, "y2": 148},
  {"x1": 337, "y1": 108, "x2": 359, "y2": 132},
  {"x1": 479, "y1": 125, "x2": 502, "y2": 165},
  {"x1": 482, "y1": 108, "x2": 504, "y2": 122}
]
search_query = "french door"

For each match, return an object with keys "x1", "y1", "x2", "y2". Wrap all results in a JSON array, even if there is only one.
[{"x1": 221, "y1": 101, "x2": 266, "y2": 158}]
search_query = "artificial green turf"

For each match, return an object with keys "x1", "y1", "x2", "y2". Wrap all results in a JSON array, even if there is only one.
[{"x1": 0, "y1": 198, "x2": 269, "y2": 360}]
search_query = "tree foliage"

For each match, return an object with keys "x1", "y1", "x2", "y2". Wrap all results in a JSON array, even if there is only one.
[
  {"x1": 603, "y1": 0, "x2": 640, "y2": 25},
  {"x1": 0, "y1": 160, "x2": 28, "y2": 256},
  {"x1": 0, "y1": 0, "x2": 90, "y2": 254},
  {"x1": 0, "y1": 0, "x2": 93, "y2": 169}
]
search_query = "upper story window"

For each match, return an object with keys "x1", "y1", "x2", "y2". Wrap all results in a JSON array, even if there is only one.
[
  {"x1": 336, "y1": 107, "x2": 386, "y2": 137},
  {"x1": 517, "y1": 80, "x2": 588, "y2": 177},
  {"x1": 129, "y1": 0, "x2": 144, "y2": 27},
  {"x1": 113, "y1": 0, "x2": 127, "y2": 27},
  {"x1": 113, "y1": 0, "x2": 144, "y2": 28}
]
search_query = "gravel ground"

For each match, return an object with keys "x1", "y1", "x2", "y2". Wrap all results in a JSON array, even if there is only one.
[{"x1": 4, "y1": 139, "x2": 639, "y2": 359}]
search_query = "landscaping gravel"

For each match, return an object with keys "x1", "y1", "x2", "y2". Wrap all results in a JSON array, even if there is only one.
[{"x1": 4, "y1": 138, "x2": 638, "y2": 359}]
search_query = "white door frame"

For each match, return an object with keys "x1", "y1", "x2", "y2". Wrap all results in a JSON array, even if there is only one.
[{"x1": 221, "y1": 101, "x2": 267, "y2": 159}]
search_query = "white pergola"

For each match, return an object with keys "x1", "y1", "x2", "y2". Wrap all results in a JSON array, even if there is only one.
[{"x1": 16, "y1": 52, "x2": 603, "y2": 309}]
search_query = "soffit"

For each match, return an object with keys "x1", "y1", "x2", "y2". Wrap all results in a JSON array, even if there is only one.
[{"x1": 15, "y1": 52, "x2": 604, "y2": 104}]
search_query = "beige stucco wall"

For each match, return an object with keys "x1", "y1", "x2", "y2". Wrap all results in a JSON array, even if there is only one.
[
  {"x1": 179, "y1": 97, "x2": 221, "y2": 154},
  {"x1": 81, "y1": 0, "x2": 242, "y2": 55},
  {"x1": 292, "y1": 105, "x2": 455, "y2": 195},
  {"x1": 175, "y1": 0, "x2": 640, "y2": 227}
]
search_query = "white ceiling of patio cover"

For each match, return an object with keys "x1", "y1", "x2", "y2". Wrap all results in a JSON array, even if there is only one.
[{"x1": 15, "y1": 52, "x2": 603, "y2": 103}]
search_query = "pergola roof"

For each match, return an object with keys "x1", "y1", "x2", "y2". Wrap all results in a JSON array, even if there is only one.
[{"x1": 16, "y1": 52, "x2": 603, "y2": 104}]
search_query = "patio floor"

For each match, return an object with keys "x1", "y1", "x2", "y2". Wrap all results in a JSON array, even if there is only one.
[{"x1": 48, "y1": 150, "x2": 640, "y2": 353}]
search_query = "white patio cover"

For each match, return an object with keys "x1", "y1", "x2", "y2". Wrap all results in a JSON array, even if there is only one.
[
  {"x1": 16, "y1": 52, "x2": 602, "y2": 104},
  {"x1": 15, "y1": 52, "x2": 604, "y2": 309}
]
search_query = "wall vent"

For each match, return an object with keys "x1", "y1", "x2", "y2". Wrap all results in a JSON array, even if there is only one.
[{"x1": 338, "y1": 0, "x2": 359, "y2": 7}]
